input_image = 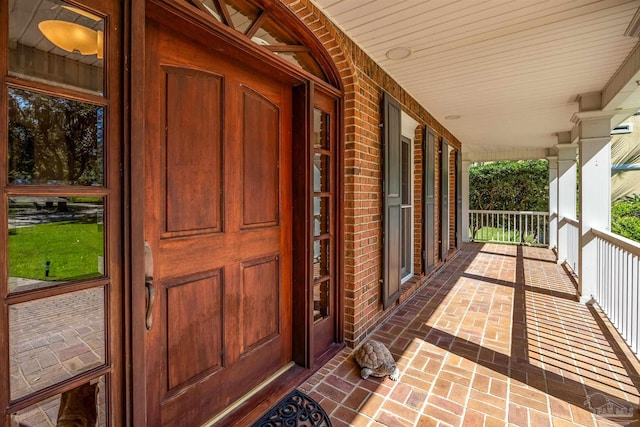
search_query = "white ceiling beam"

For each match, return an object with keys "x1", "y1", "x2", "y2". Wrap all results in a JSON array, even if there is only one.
[
  {"x1": 463, "y1": 148, "x2": 551, "y2": 163},
  {"x1": 602, "y1": 40, "x2": 640, "y2": 111}
]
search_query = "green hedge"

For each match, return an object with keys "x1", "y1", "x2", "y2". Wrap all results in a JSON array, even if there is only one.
[
  {"x1": 611, "y1": 194, "x2": 640, "y2": 243},
  {"x1": 470, "y1": 160, "x2": 549, "y2": 211}
]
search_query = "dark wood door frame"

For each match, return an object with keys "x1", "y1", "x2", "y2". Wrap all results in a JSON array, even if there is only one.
[{"x1": 292, "y1": 82, "x2": 314, "y2": 368}]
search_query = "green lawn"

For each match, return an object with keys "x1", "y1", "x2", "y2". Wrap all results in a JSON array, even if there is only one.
[
  {"x1": 9, "y1": 221, "x2": 104, "y2": 281},
  {"x1": 472, "y1": 226, "x2": 541, "y2": 245}
]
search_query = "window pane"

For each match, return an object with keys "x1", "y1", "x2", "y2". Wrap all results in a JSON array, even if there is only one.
[
  {"x1": 402, "y1": 138, "x2": 410, "y2": 205},
  {"x1": 193, "y1": 0, "x2": 224, "y2": 22},
  {"x1": 10, "y1": 288, "x2": 106, "y2": 400},
  {"x1": 9, "y1": 0, "x2": 104, "y2": 94},
  {"x1": 8, "y1": 88, "x2": 104, "y2": 186},
  {"x1": 9, "y1": 196, "x2": 105, "y2": 293},
  {"x1": 224, "y1": 0, "x2": 261, "y2": 34},
  {"x1": 277, "y1": 52, "x2": 326, "y2": 81},
  {"x1": 313, "y1": 153, "x2": 329, "y2": 193},
  {"x1": 313, "y1": 238, "x2": 329, "y2": 281},
  {"x1": 313, "y1": 197, "x2": 329, "y2": 236},
  {"x1": 252, "y1": 16, "x2": 298, "y2": 45},
  {"x1": 313, "y1": 109, "x2": 330, "y2": 150},
  {"x1": 11, "y1": 376, "x2": 107, "y2": 427},
  {"x1": 313, "y1": 280, "x2": 330, "y2": 322},
  {"x1": 401, "y1": 207, "x2": 412, "y2": 277}
]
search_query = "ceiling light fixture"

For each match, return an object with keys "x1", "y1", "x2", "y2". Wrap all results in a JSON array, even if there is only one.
[
  {"x1": 445, "y1": 115, "x2": 461, "y2": 120},
  {"x1": 385, "y1": 47, "x2": 411, "y2": 60},
  {"x1": 38, "y1": 20, "x2": 104, "y2": 58}
]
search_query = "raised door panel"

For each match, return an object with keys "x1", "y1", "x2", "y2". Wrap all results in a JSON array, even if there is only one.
[
  {"x1": 164, "y1": 67, "x2": 223, "y2": 235},
  {"x1": 242, "y1": 87, "x2": 280, "y2": 228},
  {"x1": 241, "y1": 256, "x2": 280, "y2": 353},
  {"x1": 166, "y1": 271, "x2": 223, "y2": 390}
]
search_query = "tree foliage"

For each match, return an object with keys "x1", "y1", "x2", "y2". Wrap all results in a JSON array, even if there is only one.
[
  {"x1": 611, "y1": 194, "x2": 640, "y2": 242},
  {"x1": 469, "y1": 160, "x2": 549, "y2": 211},
  {"x1": 8, "y1": 88, "x2": 103, "y2": 186}
]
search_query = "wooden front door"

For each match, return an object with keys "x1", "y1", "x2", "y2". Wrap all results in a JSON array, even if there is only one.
[{"x1": 143, "y1": 17, "x2": 293, "y2": 427}]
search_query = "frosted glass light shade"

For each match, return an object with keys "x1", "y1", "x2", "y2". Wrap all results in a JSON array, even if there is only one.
[
  {"x1": 38, "y1": 20, "x2": 98, "y2": 55},
  {"x1": 97, "y1": 30, "x2": 104, "y2": 59}
]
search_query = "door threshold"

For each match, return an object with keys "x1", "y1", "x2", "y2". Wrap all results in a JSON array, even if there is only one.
[
  {"x1": 208, "y1": 343, "x2": 344, "y2": 426},
  {"x1": 201, "y1": 362, "x2": 296, "y2": 426}
]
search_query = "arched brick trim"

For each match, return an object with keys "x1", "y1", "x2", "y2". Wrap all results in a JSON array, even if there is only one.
[
  {"x1": 280, "y1": 0, "x2": 464, "y2": 347},
  {"x1": 279, "y1": 0, "x2": 358, "y2": 90}
]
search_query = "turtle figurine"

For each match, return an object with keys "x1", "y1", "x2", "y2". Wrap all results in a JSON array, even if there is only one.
[{"x1": 353, "y1": 340, "x2": 400, "y2": 381}]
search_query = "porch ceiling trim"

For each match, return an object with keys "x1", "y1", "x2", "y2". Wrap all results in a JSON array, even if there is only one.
[
  {"x1": 462, "y1": 148, "x2": 550, "y2": 163},
  {"x1": 603, "y1": 40, "x2": 640, "y2": 111}
]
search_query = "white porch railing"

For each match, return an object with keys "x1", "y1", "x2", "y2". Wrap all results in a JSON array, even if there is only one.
[
  {"x1": 468, "y1": 210, "x2": 549, "y2": 246},
  {"x1": 564, "y1": 217, "x2": 579, "y2": 274},
  {"x1": 592, "y1": 228, "x2": 640, "y2": 356}
]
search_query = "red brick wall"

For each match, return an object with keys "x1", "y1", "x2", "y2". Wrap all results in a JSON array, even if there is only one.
[{"x1": 283, "y1": 0, "x2": 462, "y2": 346}]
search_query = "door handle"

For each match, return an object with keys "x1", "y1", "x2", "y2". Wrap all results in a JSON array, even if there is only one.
[
  {"x1": 144, "y1": 241, "x2": 155, "y2": 330},
  {"x1": 145, "y1": 278, "x2": 155, "y2": 330}
]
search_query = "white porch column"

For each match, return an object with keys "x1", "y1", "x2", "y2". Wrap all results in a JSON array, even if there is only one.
[
  {"x1": 573, "y1": 109, "x2": 612, "y2": 303},
  {"x1": 556, "y1": 135, "x2": 577, "y2": 266},
  {"x1": 547, "y1": 155, "x2": 558, "y2": 251},
  {"x1": 461, "y1": 160, "x2": 471, "y2": 242}
]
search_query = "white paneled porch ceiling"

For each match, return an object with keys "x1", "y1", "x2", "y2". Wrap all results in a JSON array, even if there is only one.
[{"x1": 311, "y1": 0, "x2": 640, "y2": 155}]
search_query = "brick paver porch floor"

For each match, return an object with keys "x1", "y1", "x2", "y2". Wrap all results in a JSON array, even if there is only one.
[{"x1": 299, "y1": 243, "x2": 640, "y2": 427}]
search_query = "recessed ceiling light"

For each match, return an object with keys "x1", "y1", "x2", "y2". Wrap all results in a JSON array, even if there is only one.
[
  {"x1": 445, "y1": 115, "x2": 461, "y2": 120},
  {"x1": 385, "y1": 47, "x2": 412, "y2": 60}
]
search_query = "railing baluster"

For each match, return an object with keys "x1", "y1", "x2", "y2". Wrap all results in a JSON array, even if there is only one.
[
  {"x1": 634, "y1": 254, "x2": 638, "y2": 353},
  {"x1": 492, "y1": 212, "x2": 495, "y2": 241},
  {"x1": 512, "y1": 213, "x2": 515, "y2": 244},
  {"x1": 618, "y1": 247, "x2": 622, "y2": 328},
  {"x1": 635, "y1": 254, "x2": 639, "y2": 354},
  {"x1": 519, "y1": 214, "x2": 522, "y2": 245}
]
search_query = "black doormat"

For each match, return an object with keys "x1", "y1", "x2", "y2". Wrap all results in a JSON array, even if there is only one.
[{"x1": 252, "y1": 389, "x2": 332, "y2": 427}]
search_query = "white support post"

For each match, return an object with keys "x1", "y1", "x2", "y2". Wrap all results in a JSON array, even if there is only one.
[
  {"x1": 461, "y1": 160, "x2": 471, "y2": 242},
  {"x1": 547, "y1": 156, "x2": 558, "y2": 251},
  {"x1": 556, "y1": 137, "x2": 577, "y2": 266},
  {"x1": 574, "y1": 112, "x2": 612, "y2": 303}
]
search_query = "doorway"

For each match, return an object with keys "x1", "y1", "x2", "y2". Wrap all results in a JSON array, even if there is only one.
[{"x1": 140, "y1": 14, "x2": 295, "y2": 427}]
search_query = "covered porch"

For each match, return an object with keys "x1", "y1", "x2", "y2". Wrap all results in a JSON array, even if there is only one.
[{"x1": 296, "y1": 243, "x2": 640, "y2": 426}]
